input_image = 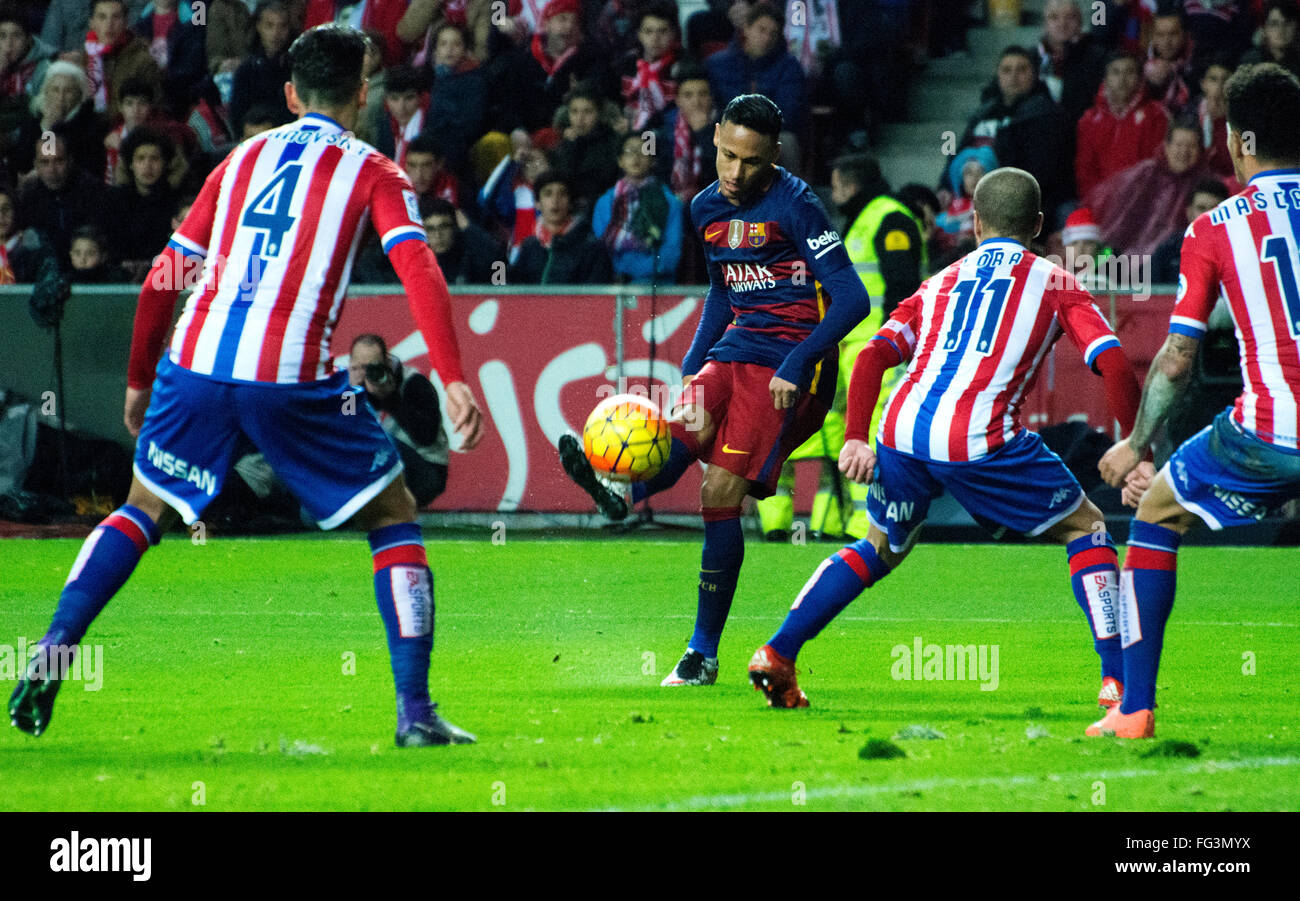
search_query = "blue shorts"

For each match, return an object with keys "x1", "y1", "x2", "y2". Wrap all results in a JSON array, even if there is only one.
[
  {"x1": 1165, "y1": 410, "x2": 1300, "y2": 529},
  {"x1": 867, "y1": 430, "x2": 1084, "y2": 552},
  {"x1": 133, "y1": 358, "x2": 403, "y2": 528}
]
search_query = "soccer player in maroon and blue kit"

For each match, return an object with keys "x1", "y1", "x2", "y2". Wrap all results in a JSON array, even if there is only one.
[
  {"x1": 9, "y1": 26, "x2": 484, "y2": 747},
  {"x1": 1097, "y1": 63, "x2": 1300, "y2": 738},
  {"x1": 560, "y1": 94, "x2": 872, "y2": 685}
]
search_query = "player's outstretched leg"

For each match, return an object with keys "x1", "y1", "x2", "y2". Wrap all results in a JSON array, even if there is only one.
[
  {"x1": 368, "y1": 521, "x2": 475, "y2": 746},
  {"x1": 557, "y1": 434, "x2": 631, "y2": 520},
  {"x1": 1087, "y1": 518, "x2": 1179, "y2": 739},
  {"x1": 1064, "y1": 533, "x2": 1125, "y2": 708},
  {"x1": 9, "y1": 502, "x2": 162, "y2": 736},
  {"x1": 749, "y1": 535, "x2": 892, "y2": 707}
]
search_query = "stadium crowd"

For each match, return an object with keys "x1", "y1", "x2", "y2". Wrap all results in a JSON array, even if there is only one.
[{"x1": 0, "y1": 0, "x2": 1286, "y2": 286}]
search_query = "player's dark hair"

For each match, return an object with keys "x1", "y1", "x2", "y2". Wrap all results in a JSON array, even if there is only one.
[
  {"x1": 745, "y1": 1, "x2": 783, "y2": 28},
  {"x1": 1191, "y1": 177, "x2": 1230, "y2": 204},
  {"x1": 421, "y1": 196, "x2": 457, "y2": 220},
  {"x1": 1225, "y1": 62, "x2": 1300, "y2": 164},
  {"x1": 288, "y1": 24, "x2": 367, "y2": 109},
  {"x1": 407, "y1": 134, "x2": 445, "y2": 159},
  {"x1": 719, "y1": 93, "x2": 782, "y2": 142},
  {"x1": 532, "y1": 170, "x2": 572, "y2": 198},
  {"x1": 385, "y1": 63, "x2": 427, "y2": 96},
  {"x1": 971, "y1": 167, "x2": 1041, "y2": 240}
]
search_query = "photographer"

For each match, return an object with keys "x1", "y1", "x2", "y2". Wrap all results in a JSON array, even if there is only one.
[{"x1": 348, "y1": 333, "x2": 449, "y2": 508}]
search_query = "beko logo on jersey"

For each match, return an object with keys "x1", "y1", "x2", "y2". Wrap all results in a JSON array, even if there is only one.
[
  {"x1": 147, "y1": 442, "x2": 219, "y2": 496},
  {"x1": 723, "y1": 262, "x2": 777, "y2": 292},
  {"x1": 806, "y1": 229, "x2": 842, "y2": 258}
]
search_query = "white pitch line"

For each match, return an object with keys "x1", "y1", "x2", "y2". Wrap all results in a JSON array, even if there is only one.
[{"x1": 596, "y1": 755, "x2": 1300, "y2": 812}]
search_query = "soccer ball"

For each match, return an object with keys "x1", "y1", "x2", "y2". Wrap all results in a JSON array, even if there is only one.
[{"x1": 582, "y1": 393, "x2": 671, "y2": 482}]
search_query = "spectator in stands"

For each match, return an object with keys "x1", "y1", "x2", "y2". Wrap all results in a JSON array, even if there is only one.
[
  {"x1": 956, "y1": 45, "x2": 1074, "y2": 225},
  {"x1": 206, "y1": 0, "x2": 253, "y2": 104},
  {"x1": 1240, "y1": 0, "x2": 1300, "y2": 77},
  {"x1": 107, "y1": 126, "x2": 180, "y2": 279},
  {"x1": 228, "y1": 0, "x2": 293, "y2": 138},
  {"x1": 895, "y1": 182, "x2": 947, "y2": 273},
  {"x1": 1183, "y1": 0, "x2": 1254, "y2": 65},
  {"x1": 1059, "y1": 205, "x2": 1116, "y2": 288},
  {"x1": 785, "y1": 0, "x2": 841, "y2": 80},
  {"x1": 41, "y1": 0, "x2": 146, "y2": 55},
  {"x1": 503, "y1": 0, "x2": 612, "y2": 134},
  {"x1": 133, "y1": 0, "x2": 186, "y2": 69},
  {"x1": 103, "y1": 76, "x2": 195, "y2": 184},
  {"x1": 240, "y1": 102, "x2": 289, "y2": 139},
  {"x1": 398, "y1": 0, "x2": 496, "y2": 66},
  {"x1": 936, "y1": 146, "x2": 995, "y2": 250},
  {"x1": 67, "y1": 223, "x2": 130, "y2": 282},
  {"x1": 372, "y1": 63, "x2": 428, "y2": 168},
  {"x1": 17, "y1": 132, "x2": 108, "y2": 268},
  {"x1": 0, "y1": 8, "x2": 52, "y2": 140},
  {"x1": 0, "y1": 184, "x2": 52, "y2": 282},
  {"x1": 657, "y1": 64, "x2": 716, "y2": 203},
  {"x1": 706, "y1": 2, "x2": 804, "y2": 171},
  {"x1": 354, "y1": 30, "x2": 386, "y2": 145},
  {"x1": 84, "y1": 0, "x2": 163, "y2": 116},
  {"x1": 1193, "y1": 55, "x2": 1235, "y2": 181},
  {"x1": 685, "y1": 0, "x2": 745, "y2": 62},
  {"x1": 594, "y1": 0, "x2": 682, "y2": 57},
  {"x1": 405, "y1": 134, "x2": 460, "y2": 208},
  {"x1": 302, "y1": 0, "x2": 407, "y2": 67},
  {"x1": 11, "y1": 62, "x2": 105, "y2": 178},
  {"x1": 509, "y1": 170, "x2": 613, "y2": 283},
  {"x1": 1086, "y1": 119, "x2": 1205, "y2": 257},
  {"x1": 617, "y1": 2, "x2": 679, "y2": 131},
  {"x1": 1075, "y1": 52, "x2": 1169, "y2": 199},
  {"x1": 1036, "y1": 0, "x2": 1107, "y2": 125},
  {"x1": 551, "y1": 81, "x2": 623, "y2": 215},
  {"x1": 425, "y1": 22, "x2": 487, "y2": 174},
  {"x1": 479, "y1": 131, "x2": 551, "y2": 258},
  {"x1": 593, "y1": 130, "x2": 682, "y2": 282},
  {"x1": 1151, "y1": 176, "x2": 1230, "y2": 284},
  {"x1": 1145, "y1": 7, "x2": 1194, "y2": 115},
  {"x1": 422, "y1": 196, "x2": 506, "y2": 284}
]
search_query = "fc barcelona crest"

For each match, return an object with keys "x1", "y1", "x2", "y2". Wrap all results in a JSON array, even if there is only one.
[
  {"x1": 748, "y1": 222, "x2": 768, "y2": 247},
  {"x1": 727, "y1": 219, "x2": 745, "y2": 249}
]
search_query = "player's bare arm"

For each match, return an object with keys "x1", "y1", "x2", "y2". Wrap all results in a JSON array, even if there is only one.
[
  {"x1": 838, "y1": 438, "x2": 876, "y2": 484},
  {"x1": 1098, "y1": 332, "x2": 1200, "y2": 486}
]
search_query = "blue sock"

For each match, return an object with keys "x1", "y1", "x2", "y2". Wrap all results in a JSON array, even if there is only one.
[
  {"x1": 688, "y1": 508, "x2": 744, "y2": 658},
  {"x1": 369, "y1": 522, "x2": 435, "y2": 727},
  {"x1": 45, "y1": 506, "x2": 161, "y2": 648},
  {"x1": 769, "y1": 539, "x2": 891, "y2": 661},
  {"x1": 1066, "y1": 534, "x2": 1123, "y2": 681},
  {"x1": 632, "y1": 436, "x2": 696, "y2": 504},
  {"x1": 1119, "y1": 520, "x2": 1181, "y2": 713}
]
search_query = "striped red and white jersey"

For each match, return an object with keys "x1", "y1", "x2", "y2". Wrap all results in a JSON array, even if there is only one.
[
  {"x1": 166, "y1": 113, "x2": 429, "y2": 383},
  {"x1": 873, "y1": 238, "x2": 1120, "y2": 462},
  {"x1": 1175, "y1": 169, "x2": 1300, "y2": 449}
]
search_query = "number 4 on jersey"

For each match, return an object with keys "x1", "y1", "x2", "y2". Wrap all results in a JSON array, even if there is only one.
[{"x1": 241, "y1": 164, "x2": 303, "y2": 257}]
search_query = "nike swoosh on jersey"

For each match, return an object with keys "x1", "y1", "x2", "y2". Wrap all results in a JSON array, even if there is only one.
[{"x1": 721, "y1": 444, "x2": 749, "y2": 454}]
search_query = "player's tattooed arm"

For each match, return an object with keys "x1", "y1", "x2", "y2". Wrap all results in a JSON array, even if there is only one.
[
  {"x1": 1128, "y1": 332, "x2": 1200, "y2": 454},
  {"x1": 1098, "y1": 332, "x2": 1198, "y2": 487}
]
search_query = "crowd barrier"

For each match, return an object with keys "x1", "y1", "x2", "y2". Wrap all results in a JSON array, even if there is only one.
[{"x1": 0, "y1": 285, "x2": 1178, "y2": 513}]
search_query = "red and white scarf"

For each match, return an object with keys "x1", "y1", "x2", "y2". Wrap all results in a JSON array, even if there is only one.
[
  {"x1": 534, "y1": 216, "x2": 572, "y2": 248},
  {"x1": 624, "y1": 51, "x2": 677, "y2": 131},
  {"x1": 601, "y1": 177, "x2": 649, "y2": 253},
  {"x1": 85, "y1": 30, "x2": 130, "y2": 112},
  {"x1": 389, "y1": 106, "x2": 425, "y2": 169},
  {"x1": 104, "y1": 123, "x2": 130, "y2": 184},
  {"x1": 0, "y1": 235, "x2": 16, "y2": 284},
  {"x1": 530, "y1": 31, "x2": 578, "y2": 80},
  {"x1": 670, "y1": 111, "x2": 702, "y2": 201}
]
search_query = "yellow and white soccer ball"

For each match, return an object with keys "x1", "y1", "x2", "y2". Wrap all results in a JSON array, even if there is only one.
[{"x1": 582, "y1": 393, "x2": 670, "y2": 482}]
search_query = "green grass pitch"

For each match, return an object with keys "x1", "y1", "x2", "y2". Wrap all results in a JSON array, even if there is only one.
[{"x1": 0, "y1": 535, "x2": 1296, "y2": 811}]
